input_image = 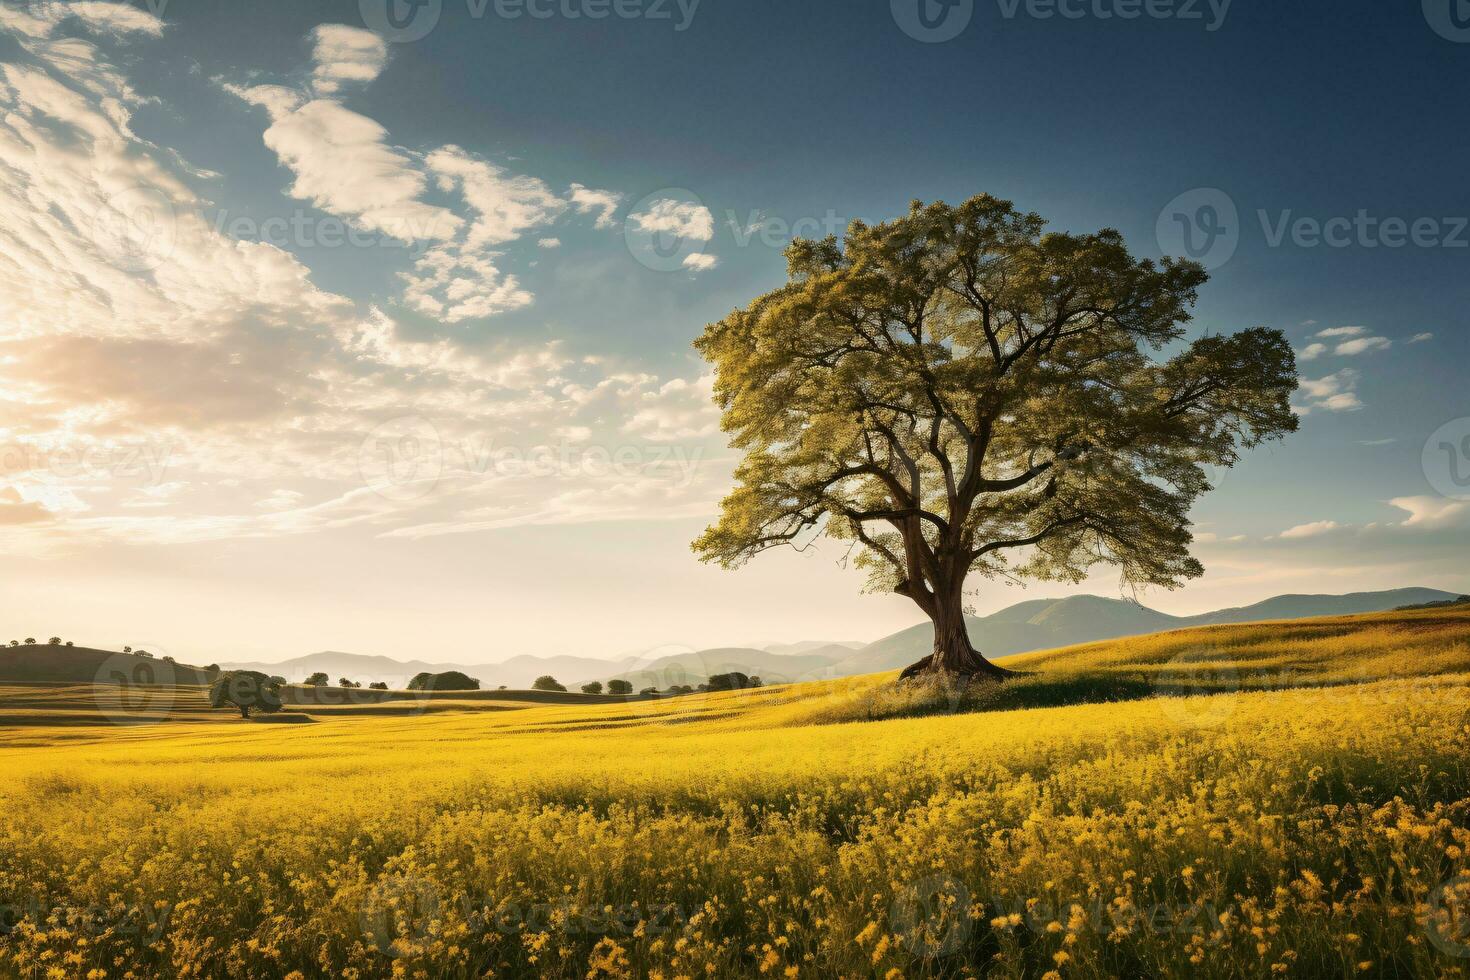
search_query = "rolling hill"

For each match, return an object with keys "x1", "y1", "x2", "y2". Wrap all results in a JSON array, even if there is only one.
[{"x1": 829, "y1": 586, "x2": 1460, "y2": 674}]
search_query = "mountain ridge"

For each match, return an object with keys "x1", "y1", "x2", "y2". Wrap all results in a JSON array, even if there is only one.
[{"x1": 208, "y1": 587, "x2": 1461, "y2": 687}]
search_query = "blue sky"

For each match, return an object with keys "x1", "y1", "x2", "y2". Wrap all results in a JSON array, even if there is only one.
[{"x1": 0, "y1": 0, "x2": 1466, "y2": 663}]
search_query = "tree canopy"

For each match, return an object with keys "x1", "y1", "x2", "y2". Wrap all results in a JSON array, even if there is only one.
[{"x1": 693, "y1": 195, "x2": 1298, "y2": 677}]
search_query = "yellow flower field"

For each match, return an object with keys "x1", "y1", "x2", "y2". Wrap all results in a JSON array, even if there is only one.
[{"x1": 2, "y1": 608, "x2": 1469, "y2": 978}]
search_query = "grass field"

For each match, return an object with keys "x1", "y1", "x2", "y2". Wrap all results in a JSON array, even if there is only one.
[{"x1": 2, "y1": 608, "x2": 1469, "y2": 977}]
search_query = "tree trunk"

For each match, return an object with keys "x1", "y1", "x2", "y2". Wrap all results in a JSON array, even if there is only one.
[
  {"x1": 238, "y1": 705, "x2": 250, "y2": 719},
  {"x1": 899, "y1": 586, "x2": 1013, "y2": 681}
]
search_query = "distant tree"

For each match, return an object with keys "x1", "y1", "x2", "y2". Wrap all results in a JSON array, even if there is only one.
[
  {"x1": 693, "y1": 194, "x2": 1298, "y2": 679},
  {"x1": 640, "y1": 687, "x2": 659, "y2": 697},
  {"x1": 532, "y1": 675, "x2": 567, "y2": 692},
  {"x1": 47, "y1": 637, "x2": 60, "y2": 645},
  {"x1": 408, "y1": 671, "x2": 480, "y2": 692},
  {"x1": 706, "y1": 672, "x2": 752, "y2": 692},
  {"x1": 8, "y1": 640, "x2": 16, "y2": 647},
  {"x1": 24, "y1": 637, "x2": 35, "y2": 645},
  {"x1": 306, "y1": 672, "x2": 329, "y2": 686},
  {"x1": 338, "y1": 677, "x2": 361, "y2": 689},
  {"x1": 64, "y1": 641, "x2": 73, "y2": 647},
  {"x1": 123, "y1": 645, "x2": 132, "y2": 653},
  {"x1": 749, "y1": 676, "x2": 762, "y2": 688},
  {"x1": 209, "y1": 671, "x2": 283, "y2": 719},
  {"x1": 135, "y1": 650, "x2": 153, "y2": 658},
  {"x1": 580, "y1": 681, "x2": 603, "y2": 695},
  {"x1": 269, "y1": 676, "x2": 287, "y2": 687},
  {"x1": 607, "y1": 679, "x2": 633, "y2": 695},
  {"x1": 368, "y1": 681, "x2": 389, "y2": 691},
  {"x1": 497, "y1": 685, "x2": 507, "y2": 690},
  {"x1": 161, "y1": 655, "x2": 175, "y2": 664}
]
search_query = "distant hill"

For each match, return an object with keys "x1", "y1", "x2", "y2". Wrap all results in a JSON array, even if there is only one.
[
  {"x1": 185, "y1": 587, "x2": 1463, "y2": 688},
  {"x1": 0, "y1": 644, "x2": 214, "y2": 686},
  {"x1": 1181, "y1": 588, "x2": 1459, "y2": 625},
  {"x1": 832, "y1": 587, "x2": 1461, "y2": 674},
  {"x1": 594, "y1": 647, "x2": 844, "y2": 689}
]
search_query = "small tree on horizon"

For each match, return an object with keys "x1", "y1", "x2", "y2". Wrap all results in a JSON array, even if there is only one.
[
  {"x1": 306, "y1": 672, "x2": 329, "y2": 686},
  {"x1": 581, "y1": 681, "x2": 603, "y2": 694},
  {"x1": 532, "y1": 675, "x2": 567, "y2": 693},
  {"x1": 607, "y1": 679, "x2": 633, "y2": 695},
  {"x1": 693, "y1": 194, "x2": 1298, "y2": 679}
]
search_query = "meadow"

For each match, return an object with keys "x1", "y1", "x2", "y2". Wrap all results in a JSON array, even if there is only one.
[{"x1": 1, "y1": 607, "x2": 1469, "y2": 978}]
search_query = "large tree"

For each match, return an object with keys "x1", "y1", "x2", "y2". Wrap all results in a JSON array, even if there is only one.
[{"x1": 693, "y1": 195, "x2": 1298, "y2": 679}]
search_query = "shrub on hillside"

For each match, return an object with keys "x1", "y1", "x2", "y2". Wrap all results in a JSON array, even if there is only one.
[
  {"x1": 580, "y1": 681, "x2": 603, "y2": 694},
  {"x1": 306, "y1": 672, "x2": 329, "y2": 686},
  {"x1": 607, "y1": 679, "x2": 633, "y2": 695},
  {"x1": 532, "y1": 675, "x2": 566, "y2": 692},
  {"x1": 368, "y1": 682, "x2": 389, "y2": 691},
  {"x1": 706, "y1": 672, "x2": 752, "y2": 692},
  {"x1": 408, "y1": 671, "x2": 481, "y2": 692}
]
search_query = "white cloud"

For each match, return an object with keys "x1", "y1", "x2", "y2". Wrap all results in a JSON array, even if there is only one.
[
  {"x1": 568, "y1": 183, "x2": 622, "y2": 229},
  {"x1": 1388, "y1": 496, "x2": 1470, "y2": 530},
  {"x1": 1297, "y1": 343, "x2": 1326, "y2": 362},
  {"x1": 1408, "y1": 332, "x2": 1434, "y2": 344},
  {"x1": 309, "y1": 24, "x2": 388, "y2": 94},
  {"x1": 623, "y1": 374, "x2": 719, "y2": 442},
  {"x1": 1315, "y1": 325, "x2": 1366, "y2": 338},
  {"x1": 538, "y1": 237, "x2": 561, "y2": 249},
  {"x1": 1334, "y1": 336, "x2": 1391, "y2": 356},
  {"x1": 1294, "y1": 369, "x2": 1363, "y2": 414},
  {"x1": 629, "y1": 198, "x2": 715, "y2": 241},
  {"x1": 0, "y1": 17, "x2": 726, "y2": 556},
  {"x1": 226, "y1": 90, "x2": 461, "y2": 244},
  {"x1": 682, "y1": 252, "x2": 719, "y2": 272},
  {"x1": 426, "y1": 144, "x2": 564, "y2": 248},
  {"x1": 1278, "y1": 520, "x2": 1342, "y2": 539}
]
